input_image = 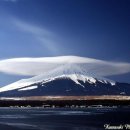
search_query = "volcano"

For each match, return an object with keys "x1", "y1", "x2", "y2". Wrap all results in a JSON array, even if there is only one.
[{"x1": 0, "y1": 56, "x2": 130, "y2": 99}]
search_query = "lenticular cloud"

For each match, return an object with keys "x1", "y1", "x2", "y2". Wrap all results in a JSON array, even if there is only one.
[{"x1": 0, "y1": 56, "x2": 130, "y2": 77}]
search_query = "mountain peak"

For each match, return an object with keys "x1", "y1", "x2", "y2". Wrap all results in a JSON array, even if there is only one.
[{"x1": 0, "y1": 72, "x2": 116, "y2": 93}]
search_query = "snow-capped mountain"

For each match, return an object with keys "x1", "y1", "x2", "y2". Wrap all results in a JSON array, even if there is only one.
[
  {"x1": 0, "y1": 57, "x2": 130, "y2": 97},
  {"x1": 0, "y1": 64, "x2": 130, "y2": 97},
  {"x1": 0, "y1": 73, "x2": 115, "y2": 93}
]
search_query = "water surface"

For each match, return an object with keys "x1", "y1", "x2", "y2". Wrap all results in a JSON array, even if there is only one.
[{"x1": 0, "y1": 107, "x2": 129, "y2": 130}]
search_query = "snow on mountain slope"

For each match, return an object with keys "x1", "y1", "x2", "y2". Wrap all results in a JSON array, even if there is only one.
[
  {"x1": 18, "y1": 86, "x2": 38, "y2": 91},
  {"x1": 0, "y1": 63, "x2": 116, "y2": 93}
]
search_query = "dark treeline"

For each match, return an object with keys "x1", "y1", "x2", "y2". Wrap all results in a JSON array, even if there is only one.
[{"x1": 0, "y1": 100, "x2": 130, "y2": 107}]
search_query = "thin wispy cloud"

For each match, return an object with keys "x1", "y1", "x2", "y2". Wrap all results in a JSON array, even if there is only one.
[
  {"x1": 14, "y1": 19, "x2": 52, "y2": 36},
  {"x1": 0, "y1": 56, "x2": 130, "y2": 77},
  {"x1": 12, "y1": 18, "x2": 60, "y2": 54}
]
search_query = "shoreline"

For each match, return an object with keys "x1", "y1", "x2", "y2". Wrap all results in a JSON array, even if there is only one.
[{"x1": 0, "y1": 96, "x2": 130, "y2": 107}]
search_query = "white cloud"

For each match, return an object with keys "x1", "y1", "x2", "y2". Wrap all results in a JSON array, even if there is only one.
[
  {"x1": 14, "y1": 19, "x2": 52, "y2": 36},
  {"x1": 12, "y1": 18, "x2": 60, "y2": 54},
  {"x1": 0, "y1": 56, "x2": 130, "y2": 77}
]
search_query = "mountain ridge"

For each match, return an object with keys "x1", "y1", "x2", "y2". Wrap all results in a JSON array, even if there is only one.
[
  {"x1": 0, "y1": 72, "x2": 116, "y2": 93},
  {"x1": 0, "y1": 73, "x2": 130, "y2": 97},
  {"x1": 0, "y1": 58, "x2": 130, "y2": 97}
]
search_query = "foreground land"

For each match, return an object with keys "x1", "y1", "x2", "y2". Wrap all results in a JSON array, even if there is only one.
[{"x1": 0, "y1": 96, "x2": 130, "y2": 107}]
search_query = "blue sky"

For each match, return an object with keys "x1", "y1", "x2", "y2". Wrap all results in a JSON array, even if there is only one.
[{"x1": 0, "y1": 0, "x2": 130, "y2": 85}]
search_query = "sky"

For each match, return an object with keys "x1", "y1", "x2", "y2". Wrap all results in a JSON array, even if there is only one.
[{"x1": 0, "y1": 0, "x2": 130, "y2": 86}]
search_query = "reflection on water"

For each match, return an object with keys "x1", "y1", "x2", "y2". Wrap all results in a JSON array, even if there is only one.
[{"x1": 0, "y1": 107, "x2": 129, "y2": 130}]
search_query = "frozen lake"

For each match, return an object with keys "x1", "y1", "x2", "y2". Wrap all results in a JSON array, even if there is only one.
[{"x1": 0, "y1": 107, "x2": 129, "y2": 130}]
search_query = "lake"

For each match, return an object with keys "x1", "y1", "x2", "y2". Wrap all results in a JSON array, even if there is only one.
[{"x1": 0, "y1": 107, "x2": 130, "y2": 130}]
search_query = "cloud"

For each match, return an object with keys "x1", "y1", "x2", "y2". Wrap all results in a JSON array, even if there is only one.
[
  {"x1": 0, "y1": 56, "x2": 130, "y2": 77},
  {"x1": 12, "y1": 18, "x2": 60, "y2": 54}
]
